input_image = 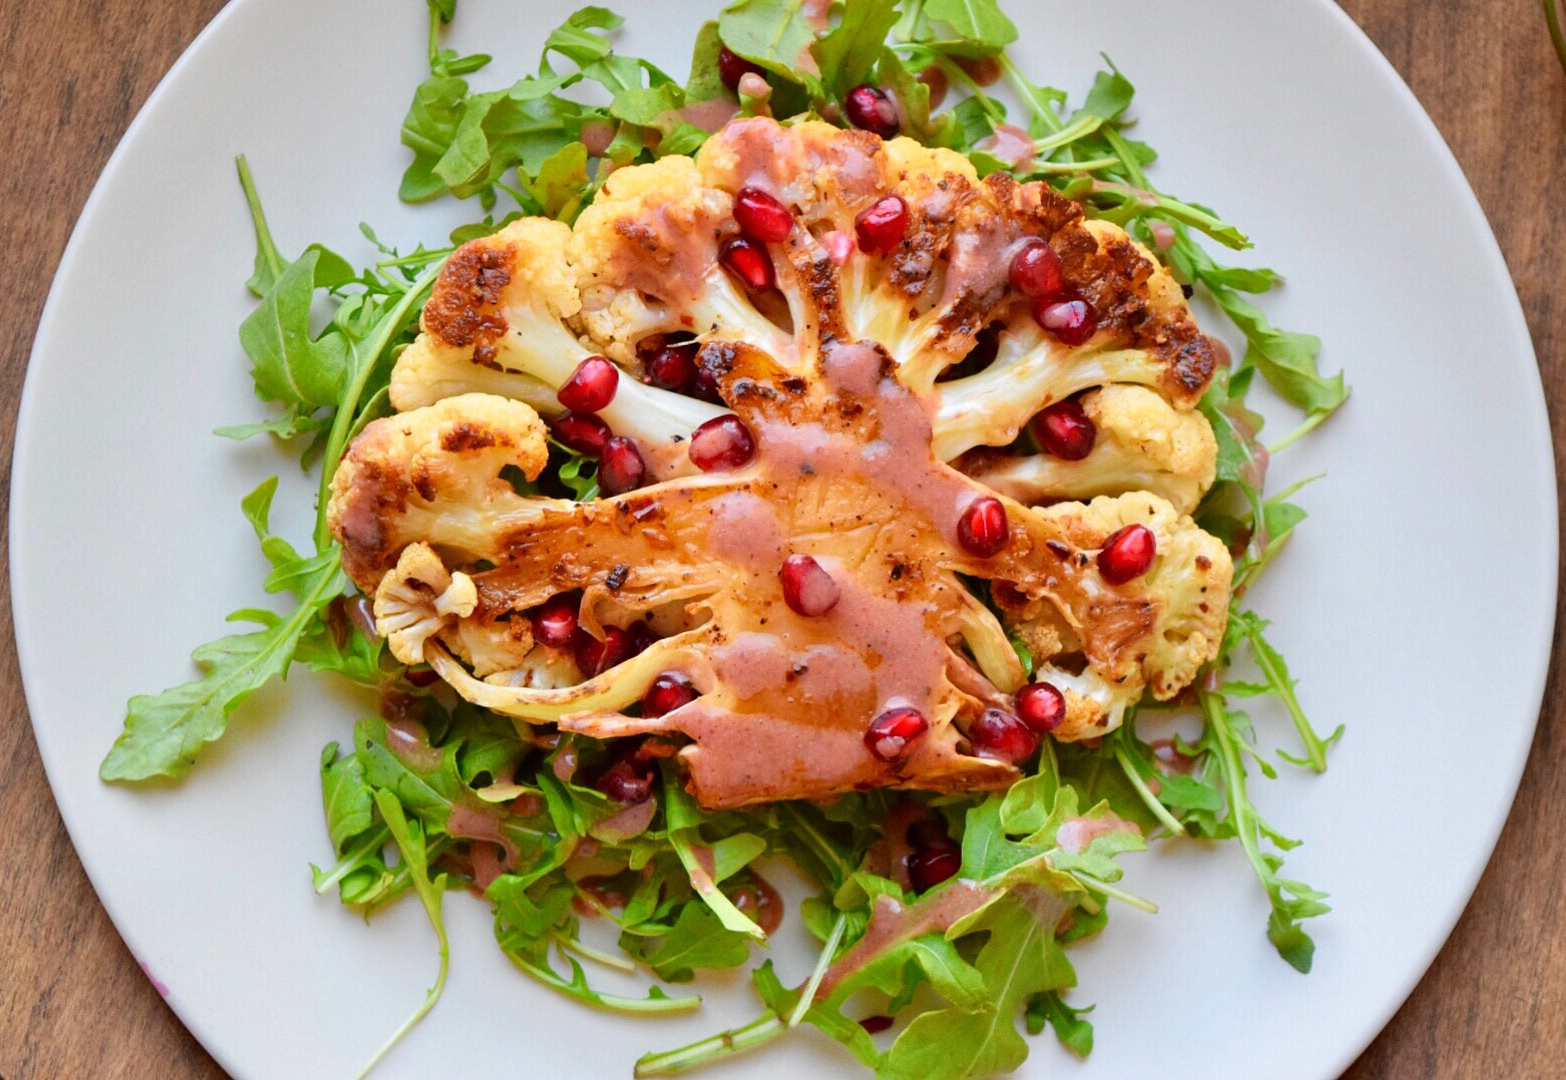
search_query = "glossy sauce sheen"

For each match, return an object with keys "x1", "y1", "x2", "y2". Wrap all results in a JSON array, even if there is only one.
[{"x1": 460, "y1": 334, "x2": 1158, "y2": 808}]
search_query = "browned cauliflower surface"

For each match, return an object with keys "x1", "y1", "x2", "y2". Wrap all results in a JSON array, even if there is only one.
[{"x1": 327, "y1": 118, "x2": 1234, "y2": 810}]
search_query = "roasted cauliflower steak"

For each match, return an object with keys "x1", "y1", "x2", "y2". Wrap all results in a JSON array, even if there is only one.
[{"x1": 327, "y1": 117, "x2": 1234, "y2": 809}]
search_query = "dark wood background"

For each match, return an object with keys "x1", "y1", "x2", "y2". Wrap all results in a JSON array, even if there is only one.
[{"x1": 1, "y1": 2, "x2": 1561, "y2": 1077}]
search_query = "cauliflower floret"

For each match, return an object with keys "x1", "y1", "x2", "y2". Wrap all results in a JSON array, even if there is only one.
[
  {"x1": 965, "y1": 386, "x2": 1219, "y2": 514},
  {"x1": 931, "y1": 219, "x2": 1214, "y2": 460},
  {"x1": 391, "y1": 217, "x2": 726, "y2": 479},
  {"x1": 331, "y1": 118, "x2": 1237, "y2": 807},
  {"x1": 572, "y1": 154, "x2": 797, "y2": 366},
  {"x1": 374, "y1": 543, "x2": 478, "y2": 665},
  {"x1": 327, "y1": 392, "x2": 556, "y2": 591},
  {"x1": 1031, "y1": 493, "x2": 1232, "y2": 703},
  {"x1": 392, "y1": 218, "x2": 581, "y2": 412}
]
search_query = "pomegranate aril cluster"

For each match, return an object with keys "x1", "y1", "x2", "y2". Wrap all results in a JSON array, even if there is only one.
[{"x1": 1009, "y1": 237, "x2": 1099, "y2": 345}]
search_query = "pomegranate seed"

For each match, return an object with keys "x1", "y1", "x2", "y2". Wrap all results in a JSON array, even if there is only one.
[
  {"x1": 1034, "y1": 296, "x2": 1098, "y2": 346},
  {"x1": 406, "y1": 667, "x2": 440, "y2": 688},
  {"x1": 968, "y1": 707, "x2": 1039, "y2": 763},
  {"x1": 552, "y1": 411, "x2": 611, "y2": 457},
  {"x1": 854, "y1": 195, "x2": 909, "y2": 255},
  {"x1": 844, "y1": 84, "x2": 899, "y2": 138},
  {"x1": 690, "y1": 362, "x2": 724, "y2": 403},
  {"x1": 531, "y1": 594, "x2": 580, "y2": 648},
  {"x1": 957, "y1": 496, "x2": 1009, "y2": 557},
  {"x1": 575, "y1": 625, "x2": 631, "y2": 676},
  {"x1": 907, "y1": 819, "x2": 951, "y2": 849},
  {"x1": 1009, "y1": 239, "x2": 1064, "y2": 298},
  {"x1": 908, "y1": 843, "x2": 962, "y2": 892},
  {"x1": 864, "y1": 706, "x2": 928, "y2": 762},
  {"x1": 779, "y1": 554, "x2": 840, "y2": 617},
  {"x1": 1098, "y1": 524, "x2": 1157, "y2": 584},
  {"x1": 646, "y1": 342, "x2": 697, "y2": 391},
  {"x1": 598, "y1": 436, "x2": 647, "y2": 495},
  {"x1": 643, "y1": 671, "x2": 697, "y2": 718},
  {"x1": 1015, "y1": 681, "x2": 1066, "y2": 733},
  {"x1": 718, "y1": 46, "x2": 764, "y2": 93},
  {"x1": 688, "y1": 415, "x2": 756, "y2": 471},
  {"x1": 556, "y1": 355, "x2": 618, "y2": 413},
  {"x1": 627, "y1": 620, "x2": 659, "y2": 656},
  {"x1": 1032, "y1": 399, "x2": 1096, "y2": 460},
  {"x1": 597, "y1": 757, "x2": 654, "y2": 803},
  {"x1": 719, "y1": 235, "x2": 775, "y2": 290},
  {"x1": 859, "y1": 1015, "x2": 894, "y2": 1035},
  {"x1": 733, "y1": 187, "x2": 794, "y2": 243},
  {"x1": 822, "y1": 230, "x2": 855, "y2": 265}
]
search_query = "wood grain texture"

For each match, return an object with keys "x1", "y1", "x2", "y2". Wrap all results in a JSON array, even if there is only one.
[{"x1": 0, "y1": 2, "x2": 1559, "y2": 1078}]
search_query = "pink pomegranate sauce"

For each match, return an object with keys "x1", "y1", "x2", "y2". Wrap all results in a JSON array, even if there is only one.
[{"x1": 469, "y1": 337, "x2": 1152, "y2": 810}]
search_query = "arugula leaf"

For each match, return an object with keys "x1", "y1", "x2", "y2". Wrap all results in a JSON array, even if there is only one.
[
  {"x1": 685, "y1": 21, "x2": 730, "y2": 103},
  {"x1": 1025, "y1": 991, "x2": 1094, "y2": 1056},
  {"x1": 921, "y1": 0, "x2": 1018, "y2": 56},
  {"x1": 662, "y1": 772, "x2": 766, "y2": 939},
  {"x1": 719, "y1": 0, "x2": 824, "y2": 94},
  {"x1": 100, "y1": 481, "x2": 347, "y2": 781},
  {"x1": 236, "y1": 155, "x2": 284, "y2": 296},
  {"x1": 1199, "y1": 690, "x2": 1331, "y2": 972},
  {"x1": 213, "y1": 412, "x2": 329, "y2": 443},
  {"x1": 1225, "y1": 611, "x2": 1344, "y2": 772},
  {"x1": 639, "y1": 901, "x2": 753, "y2": 982},
  {"x1": 813, "y1": 0, "x2": 900, "y2": 98},
  {"x1": 239, "y1": 250, "x2": 353, "y2": 409},
  {"x1": 356, "y1": 791, "x2": 451, "y2": 1077},
  {"x1": 320, "y1": 741, "x2": 375, "y2": 853},
  {"x1": 881, "y1": 894, "x2": 1076, "y2": 1080}
]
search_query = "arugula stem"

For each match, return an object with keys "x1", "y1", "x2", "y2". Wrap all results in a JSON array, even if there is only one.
[
  {"x1": 1111, "y1": 743, "x2": 1186, "y2": 837},
  {"x1": 779, "y1": 803, "x2": 853, "y2": 888},
  {"x1": 504, "y1": 949, "x2": 701, "y2": 1014},
  {"x1": 1033, "y1": 156, "x2": 1122, "y2": 175},
  {"x1": 312, "y1": 260, "x2": 444, "y2": 551},
  {"x1": 315, "y1": 825, "x2": 390, "y2": 894},
  {"x1": 1202, "y1": 691, "x2": 1270, "y2": 897},
  {"x1": 999, "y1": 55, "x2": 1064, "y2": 134},
  {"x1": 1239, "y1": 625, "x2": 1330, "y2": 773},
  {"x1": 1034, "y1": 114, "x2": 1103, "y2": 153},
  {"x1": 554, "y1": 930, "x2": 637, "y2": 973},
  {"x1": 236, "y1": 155, "x2": 284, "y2": 284},
  {"x1": 788, "y1": 913, "x2": 847, "y2": 1027},
  {"x1": 1070, "y1": 874, "x2": 1157, "y2": 914},
  {"x1": 634, "y1": 1013, "x2": 786, "y2": 1077},
  {"x1": 355, "y1": 944, "x2": 447, "y2": 1080},
  {"x1": 1266, "y1": 408, "x2": 1331, "y2": 453}
]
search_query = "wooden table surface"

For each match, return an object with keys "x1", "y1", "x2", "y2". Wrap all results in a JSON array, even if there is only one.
[{"x1": 1, "y1": 2, "x2": 1561, "y2": 1077}]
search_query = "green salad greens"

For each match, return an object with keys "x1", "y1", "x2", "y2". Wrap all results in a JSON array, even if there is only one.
[{"x1": 102, "y1": 1, "x2": 1347, "y2": 1075}]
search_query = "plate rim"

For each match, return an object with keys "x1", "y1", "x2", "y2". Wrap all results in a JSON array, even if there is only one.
[{"x1": 9, "y1": 1, "x2": 1557, "y2": 1076}]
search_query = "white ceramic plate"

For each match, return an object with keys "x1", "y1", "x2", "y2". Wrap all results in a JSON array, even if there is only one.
[{"x1": 13, "y1": 1, "x2": 1555, "y2": 1077}]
